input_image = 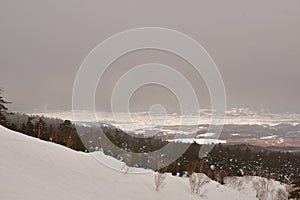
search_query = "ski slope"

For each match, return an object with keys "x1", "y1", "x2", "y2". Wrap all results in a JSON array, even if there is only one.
[{"x1": 0, "y1": 125, "x2": 287, "y2": 200}]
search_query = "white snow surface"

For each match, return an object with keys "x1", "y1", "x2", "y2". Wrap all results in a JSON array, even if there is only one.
[
  {"x1": 0, "y1": 125, "x2": 287, "y2": 200},
  {"x1": 168, "y1": 138, "x2": 227, "y2": 144},
  {"x1": 261, "y1": 135, "x2": 278, "y2": 139}
]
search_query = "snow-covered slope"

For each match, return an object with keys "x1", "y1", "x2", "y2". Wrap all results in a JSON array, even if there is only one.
[{"x1": 0, "y1": 125, "x2": 286, "y2": 200}]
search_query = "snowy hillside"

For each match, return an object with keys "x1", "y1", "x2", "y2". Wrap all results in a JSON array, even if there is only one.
[{"x1": 0, "y1": 125, "x2": 288, "y2": 200}]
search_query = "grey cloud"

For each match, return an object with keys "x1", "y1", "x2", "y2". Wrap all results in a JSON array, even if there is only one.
[{"x1": 0, "y1": 0, "x2": 299, "y2": 113}]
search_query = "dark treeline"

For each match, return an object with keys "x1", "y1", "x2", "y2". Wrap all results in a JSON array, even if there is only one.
[
  {"x1": 4, "y1": 112, "x2": 86, "y2": 151},
  {"x1": 160, "y1": 143, "x2": 299, "y2": 184},
  {"x1": 79, "y1": 124, "x2": 300, "y2": 184}
]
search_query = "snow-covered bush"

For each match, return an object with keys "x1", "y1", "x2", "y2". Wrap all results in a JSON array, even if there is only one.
[{"x1": 224, "y1": 176, "x2": 289, "y2": 200}]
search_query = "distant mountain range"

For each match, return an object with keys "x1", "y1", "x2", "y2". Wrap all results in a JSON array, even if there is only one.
[{"x1": 28, "y1": 109, "x2": 300, "y2": 151}]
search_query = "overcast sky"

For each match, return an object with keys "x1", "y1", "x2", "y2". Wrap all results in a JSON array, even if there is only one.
[{"x1": 1, "y1": 0, "x2": 300, "y2": 113}]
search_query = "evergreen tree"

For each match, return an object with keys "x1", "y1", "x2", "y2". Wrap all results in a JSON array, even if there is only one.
[
  {"x1": 0, "y1": 89, "x2": 11, "y2": 126},
  {"x1": 9, "y1": 122, "x2": 18, "y2": 131},
  {"x1": 25, "y1": 117, "x2": 34, "y2": 136},
  {"x1": 35, "y1": 117, "x2": 46, "y2": 138},
  {"x1": 20, "y1": 123, "x2": 26, "y2": 133},
  {"x1": 59, "y1": 120, "x2": 74, "y2": 133},
  {"x1": 48, "y1": 124, "x2": 55, "y2": 142},
  {"x1": 59, "y1": 120, "x2": 75, "y2": 147}
]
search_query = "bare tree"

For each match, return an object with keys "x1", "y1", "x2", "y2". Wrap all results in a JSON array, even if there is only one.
[
  {"x1": 154, "y1": 172, "x2": 166, "y2": 192},
  {"x1": 187, "y1": 160, "x2": 204, "y2": 176},
  {"x1": 254, "y1": 178, "x2": 268, "y2": 200},
  {"x1": 121, "y1": 163, "x2": 130, "y2": 175},
  {"x1": 189, "y1": 173, "x2": 209, "y2": 195}
]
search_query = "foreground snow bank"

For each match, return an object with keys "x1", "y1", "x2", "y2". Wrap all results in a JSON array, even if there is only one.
[{"x1": 0, "y1": 125, "x2": 284, "y2": 200}]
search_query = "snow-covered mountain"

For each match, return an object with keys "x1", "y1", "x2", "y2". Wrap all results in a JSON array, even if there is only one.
[{"x1": 0, "y1": 125, "x2": 289, "y2": 200}]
